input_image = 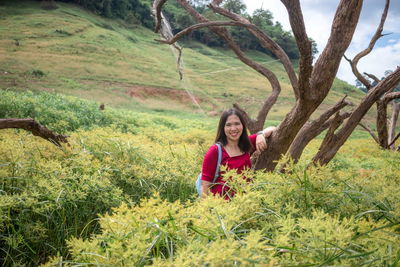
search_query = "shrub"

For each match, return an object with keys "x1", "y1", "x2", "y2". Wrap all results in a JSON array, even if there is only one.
[
  {"x1": 31, "y1": 69, "x2": 45, "y2": 77},
  {"x1": 43, "y1": 140, "x2": 400, "y2": 266}
]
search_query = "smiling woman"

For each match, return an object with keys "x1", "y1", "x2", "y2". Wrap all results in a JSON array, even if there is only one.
[{"x1": 199, "y1": 108, "x2": 275, "y2": 200}]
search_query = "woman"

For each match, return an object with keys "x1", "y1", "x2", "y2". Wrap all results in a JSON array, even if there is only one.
[{"x1": 200, "y1": 108, "x2": 275, "y2": 199}]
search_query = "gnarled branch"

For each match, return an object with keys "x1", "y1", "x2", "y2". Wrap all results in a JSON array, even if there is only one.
[
  {"x1": 389, "y1": 131, "x2": 400, "y2": 147},
  {"x1": 383, "y1": 91, "x2": 400, "y2": 104},
  {"x1": 344, "y1": 0, "x2": 390, "y2": 89},
  {"x1": 208, "y1": 2, "x2": 299, "y2": 99},
  {"x1": 0, "y1": 118, "x2": 68, "y2": 147},
  {"x1": 280, "y1": 0, "x2": 312, "y2": 98},
  {"x1": 389, "y1": 102, "x2": 400, "y2": 147},
  {"x1": 364, "y1": 72, "x2": 380, "y2": 84},
  {"x1": 155, "y1": 21, "x2": 247, "y2": 44},
  {"x1": 152, "y1": 0, "x2": 168, "y2": 33},
  {"x1": 287, "y1": 96, "x2": 352, "y2": 164}
]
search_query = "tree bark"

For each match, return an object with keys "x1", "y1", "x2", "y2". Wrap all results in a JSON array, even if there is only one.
[
  {"x1": 376, "y1": 100, "x2": 389, "y2": 148},
  {"x1": 389, "y1": 102, "x2": 400, "y2": 148},
  {"x1": 376, "y1": 92, "x2": 400, "y2": 149},
  {"x1": 0, "y1": 118, "x2": 68, "y2": 147},
  {"x1": 288, "y1": 97, "x2": 352, "y2": 164}
]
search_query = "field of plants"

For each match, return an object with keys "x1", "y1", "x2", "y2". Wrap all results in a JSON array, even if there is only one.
[{"x1": 1, "y1": 90, "x2": 399, "y2": 266}]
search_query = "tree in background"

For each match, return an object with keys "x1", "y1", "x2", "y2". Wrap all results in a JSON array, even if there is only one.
[
  {"x1": 153, "y1": 0, "x2": 400, "y2": 171},
  {"x1": 222, "y1": 0, "x2": 246, "y2": 14},
  {"x1": 54, "y1": 0, "x2": 154, "y2": 28}
]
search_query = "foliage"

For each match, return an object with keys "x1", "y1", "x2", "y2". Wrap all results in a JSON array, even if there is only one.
[
  {"x1": 0, "y1": 126, "x2": 211, "y2": 265},
  {"x1": 55, "y1": 0, "x2": 154, "y2": 28},
  {"x1": 43, "y1": 142, "x2": 400, "y2": 266},
  {"x1": 1, "y1": 91, "x2": 399, "y2": 265}
]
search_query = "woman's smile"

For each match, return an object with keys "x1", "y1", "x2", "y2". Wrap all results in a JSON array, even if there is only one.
[{"x1": 224, "y1": 115, "x2": 243, "y2": 143}]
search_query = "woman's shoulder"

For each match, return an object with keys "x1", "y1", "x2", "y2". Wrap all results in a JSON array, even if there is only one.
[
  {"x1": 205, "y1": 143, "x2": 222, "y2": 156},
  {"x1": 207, "y1": 143, "x2": 220, "y2": 152}
]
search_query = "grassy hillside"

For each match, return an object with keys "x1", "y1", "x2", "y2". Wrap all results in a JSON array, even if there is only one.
[{"x1": 0, "y1": 0, "x2": 368, "y2": 122}]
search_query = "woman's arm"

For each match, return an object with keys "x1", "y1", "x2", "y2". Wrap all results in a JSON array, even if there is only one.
[
  {"x1": 200, "y1": 145, "x2": 219, "y2": 200},
  {"x1": 255, "y1": 126, "x2": 277, "y2": 152},
  {"x1": 201, "y1": 180, "x2": 212, "y2": 199}
]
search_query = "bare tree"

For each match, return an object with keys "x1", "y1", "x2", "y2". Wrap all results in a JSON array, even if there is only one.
[{"x1": 153, "y1": 0, "x2": 400, "y2": 171}]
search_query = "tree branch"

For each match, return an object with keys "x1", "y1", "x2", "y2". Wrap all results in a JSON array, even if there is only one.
[
  {"x1": 345, "y1": 0, "x2": 390, "y2": 90},
  {"x1": 388, "y1": 102, "x2": 400, "y2": 147},
  {"x1": 152, "y1": 0, "x2": 168, "y2": 33},
  {"x1": 280, "y1": 0, "x2": 312, "y2": 98},
  {"x1": 287, "y1": 96, "x2": 352, "y2": 164},
  {"x1": 311, "y1": 112, "x2": 349, "y2": 166},
  {"x1": 358, "y1": 121, "x2": 379, "y2": 144},
  {"x1": 388, "y1": 131, "x2": 400, "y2": 147},
  {"x1": 155, "y1": 21, "x2": 247, "y2": 44},
  {"x1": 311, "y1": 66, "x2": 400, "y2": 166},
  {"x1": 208, "y1": 2, "x2": 299, "y2": 99},
  {"x1": 383, "y1": 91, "x2": 400, "y2": 104},
  {"x1": 0, "y1": 118, "x2": 68, "y2": 147},
  {"x1": 364, "y1": 72, "x2": 380, "y2": 84}
]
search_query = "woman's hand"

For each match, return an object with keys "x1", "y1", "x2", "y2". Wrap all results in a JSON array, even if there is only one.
[
  {"x1": 201, "y1": 180, "x2": 212, "y2": 199},
  {"x1": 256, "y1": 126, "x2": 276, "y2": 152},
  {"x1": 256, "y1": 134, "x2": 267, "y2": 152}
]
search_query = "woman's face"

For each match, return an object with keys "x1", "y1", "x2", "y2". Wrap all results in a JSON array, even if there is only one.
[{"x1": 224, "y1": 114, "x2": 243, "y2": 143}]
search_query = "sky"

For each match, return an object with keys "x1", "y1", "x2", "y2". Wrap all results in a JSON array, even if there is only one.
[{"x1": 242, "y1": 0, "x2": 400, "y2": 85}]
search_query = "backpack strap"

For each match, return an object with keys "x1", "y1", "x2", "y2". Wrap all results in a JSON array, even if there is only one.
[{"x1": 212, "y1": 143, "x2": 222, "y2": 184}]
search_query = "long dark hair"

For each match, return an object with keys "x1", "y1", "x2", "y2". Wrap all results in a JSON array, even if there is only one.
[{"x1": 215, "y1": 108, "x2": 252, "y2": 153}]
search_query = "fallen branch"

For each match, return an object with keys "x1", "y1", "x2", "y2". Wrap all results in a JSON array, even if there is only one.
[{"x1": 0, "y1": 118, "x2": 68, "y2": 147}]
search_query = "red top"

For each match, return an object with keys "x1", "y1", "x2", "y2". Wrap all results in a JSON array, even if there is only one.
[{"x1": 201, "y1": 134, "x2": 257, "y2": 198}]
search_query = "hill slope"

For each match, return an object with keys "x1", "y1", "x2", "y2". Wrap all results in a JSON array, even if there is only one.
[{"x1": 0, "y1": 0, "x2": 365, "y2": 121}]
